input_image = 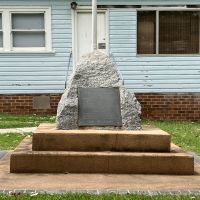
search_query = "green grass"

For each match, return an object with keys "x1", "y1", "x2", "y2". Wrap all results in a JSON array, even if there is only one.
[
  {"x1": 0, "y1": 113, "x2": 55, "y2": 129},
  {"x1": 0, "y1": 193, "x2": 200, "y2": 200},
  {"x1": 144, "y1": 120, "x2": 200, "y2": 155},
  {"x1": 0, "y1": 133, "x2": 31, "y2": 150},
  {"x1": 0, "y1": 113, "x2": 199, "y2": 155}
]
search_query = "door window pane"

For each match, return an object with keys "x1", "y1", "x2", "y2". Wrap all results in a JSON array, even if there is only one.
[
  {"x1": 0, "y1": 14, "x2": 2, "y2": 29},
  {"x1": 159, "y1": 11, "x2": 199, "y2": 54},
  {"x1": 13, "y1": 32, "x2": 45, "y2": 47},
  {"x1": 0, "y1": 14, "x2": 2, "y2": 47},
  {"x1": 0, "y1": 32, "x2": 3, "y2": 47},
  {"x1": 12, "y1": 13, "x2": 44, "y2": 29},
  {"x1": 137, "y1": 11, "x2": 156, "y2": 54}
]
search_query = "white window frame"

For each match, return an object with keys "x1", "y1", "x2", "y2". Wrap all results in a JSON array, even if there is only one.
[
  {"x1": 0, "y1": 7, "x2": 52, "y2": 53},
  {"x1": 136, "y1": 7, "x2": 200, "y2": 56}
]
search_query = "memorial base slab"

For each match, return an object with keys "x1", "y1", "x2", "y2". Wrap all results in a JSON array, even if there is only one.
[{"x1": 10, "y1": 124, "x2": 194, "y2": 175}]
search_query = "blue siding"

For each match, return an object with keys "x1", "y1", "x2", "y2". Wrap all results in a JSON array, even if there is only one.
[
  {"x1": 1, "y1": 0, "x2": 200, "y2": 94},
  {"x1": 109, "y1": 9, "x2": 200, "y2": 93},
  {"x1": 78, "y1": 0, "x2": 200, "y2": 6},
  {"x1": 0, "y1": 0, "x2": 73, "y2": 94}
]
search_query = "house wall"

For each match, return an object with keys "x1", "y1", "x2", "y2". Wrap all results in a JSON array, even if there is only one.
[
  {"x1": 109, "y1": 8, "x2": 200, "y2": 93},
  {"x1": 1, "y1": 0, "x2": 200, "y2": 95},
  {"x1": 1, "y1": 93, "x2": 199, "y2": 121},
  {"x1": 77, "y1": 0, "x2": 200, "y2": 6},
  {"x1": 0, "y1": 0, "x2": 72, "y2": 94},
  {"x1": 0, "y1": 0, "x2": 200, "y2": 120},
  {"x1": 108, "y1": 7, "x2": 200, "y2": 121}
]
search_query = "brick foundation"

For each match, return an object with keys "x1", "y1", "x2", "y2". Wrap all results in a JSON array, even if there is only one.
[
  {"x1": 0, "y1": 94, "x2": 61, "y2": 115},
  {"x1": 135, "y1": 93, "x2": 200, "y2": 121},
  {"x1": 0, "y1": 93, "x2": 199, "y2": 121}
]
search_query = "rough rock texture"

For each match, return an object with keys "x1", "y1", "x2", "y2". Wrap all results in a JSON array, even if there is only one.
[{"x1": 56, "y1": 51, "x2": 141, "y2": 130}]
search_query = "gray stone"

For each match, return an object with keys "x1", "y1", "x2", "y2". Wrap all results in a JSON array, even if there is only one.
[{"x1": 56, "y1": 51, "x2": 141, "y2": 130}]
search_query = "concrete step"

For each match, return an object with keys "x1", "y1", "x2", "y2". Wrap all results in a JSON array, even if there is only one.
[
  {"x1": 10, "y1": 137, "x2": 194, "y2": 175},
  {"x1": 32, "y1": 124, "x2": 171, "y2": 152}
]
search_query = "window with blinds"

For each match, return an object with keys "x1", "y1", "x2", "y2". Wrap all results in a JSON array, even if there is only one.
[
  {"x1": 137, "y1": 10, "x2": 200, "y2": 54},
  {"x1": 159, "y1": 11, "x2": 199, "y2": 54}
]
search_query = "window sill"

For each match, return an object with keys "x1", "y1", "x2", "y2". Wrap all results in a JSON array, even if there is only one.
[{"x1": 0, "y1": 50, "x2": 56, "y2": 56}]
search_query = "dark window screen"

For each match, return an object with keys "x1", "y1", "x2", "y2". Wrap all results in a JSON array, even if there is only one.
[
  {"x1": 159, "y1": 11, "x2": 199, "y2": 54},
  {"x1": 0, "y1": 14, "x2": 2, "y2": 47},
  {"x1": 137, "y1": 11, "x2": 156, "y2": 54}
]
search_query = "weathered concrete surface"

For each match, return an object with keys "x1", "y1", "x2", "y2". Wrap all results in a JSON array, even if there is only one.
[
  {"x1": 0, "y1": 151, "x2": 8, "y2": 160},
  {"x1": 32, "y1": 124, "x2": 171, "y2": 152},
  {"x1": 56, "y1": 51, "x2": 141, "y2": 130},
  {"x1": 1, "y1": 151, "x2": 200, "y2": 191},
  {"x1": 0, "y1": 127, "x2": 36, "y2": 134},
  {"x1": 11, "y1": 137, "x2": 193, "y2": 174}
]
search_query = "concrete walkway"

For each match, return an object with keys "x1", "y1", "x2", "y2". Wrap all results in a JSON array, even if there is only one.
[
  {"x1": 0, "y1": 127, "x2": 200, "y2": 195},
  {"x1": 0, "y1": 127, "x2": 36, "y2": 134},
  {"x1": 0, "y1": 151, "x2": 8, "y2": 160}
]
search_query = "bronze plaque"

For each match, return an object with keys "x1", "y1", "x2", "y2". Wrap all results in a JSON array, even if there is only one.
[{"x1": 78, "y1": 88, "x2": 122, "y2": 127}]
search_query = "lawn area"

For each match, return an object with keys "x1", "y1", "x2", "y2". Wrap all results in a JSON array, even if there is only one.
[
  {"x1": 144, "y1": 120, "x2": 200, "y2": 155},
  {"x1": 0, "y1": 113, "x2": 199, "y2": 155},
  {"x1": 0, "y1": 113, "x2": 55, "y2": 129},
  {"x1": 0, "y1": 133, "x2": 31, "y2": 150},
  {"x1": 0, "y1": 116, "x2": 200, "y2": 199},
  {"x1": 0, "y1": 193, "x2": 200, "y2": 200}
]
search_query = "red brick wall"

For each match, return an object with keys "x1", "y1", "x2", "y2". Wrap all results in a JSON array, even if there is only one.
[
  {"x1": 135, "y1": 93, "x2": 200, "y2": 121},
  {"x1": 0, "y1": 94, "x2": 61, "y2": 114},
  {"x1": 0, "y1": 93, "x2": 199, "y2": 121}
]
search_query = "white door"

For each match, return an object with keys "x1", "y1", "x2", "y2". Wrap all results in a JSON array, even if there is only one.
[{"x1": 75, "y1": 11, "x2": 107, "y2": 62}]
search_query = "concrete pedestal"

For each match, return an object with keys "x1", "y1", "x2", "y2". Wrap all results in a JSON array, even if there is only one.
[{"x1": 10, "y1": 124, "x2": 194, "y2": 175}]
